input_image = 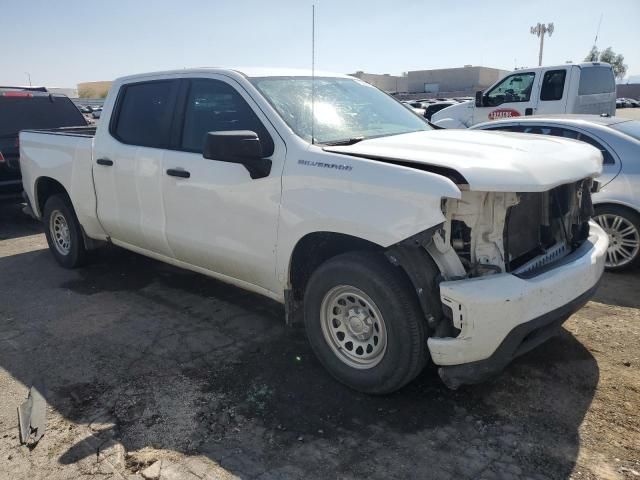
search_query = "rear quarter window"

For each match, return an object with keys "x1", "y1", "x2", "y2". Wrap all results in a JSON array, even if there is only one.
[{"x1": 578, "y1": 67, "x2": 615, "y2": 95}]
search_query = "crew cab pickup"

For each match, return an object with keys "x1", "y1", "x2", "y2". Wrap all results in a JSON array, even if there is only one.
[{"x1": 20, "y1": 68, "x2": 608, "y2": 393}]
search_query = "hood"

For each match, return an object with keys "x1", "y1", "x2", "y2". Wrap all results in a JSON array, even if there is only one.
[
  {"x1": 431, "y1": 101, "x2": 473, "y2": 126},
  {"x1": 324, "y1": 130, "x2": 603, "y2": 192}
]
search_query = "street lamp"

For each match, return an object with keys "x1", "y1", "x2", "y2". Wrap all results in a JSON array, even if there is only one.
[{"x1": 530, "y1": 22, "x2": 554, "y2": 66}]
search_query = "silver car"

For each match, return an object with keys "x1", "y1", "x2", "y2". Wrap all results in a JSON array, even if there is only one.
[{"x1": 472, "y1": 115, "x2": 640, "y2": 271}]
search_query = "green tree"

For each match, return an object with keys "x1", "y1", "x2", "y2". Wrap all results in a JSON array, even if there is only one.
[
  {"x1": 584, "y1": 46, "x2": 628, "y2": 79},
  {"x1": 585, "y1": 45, "x2": 599, "y2": 62}
]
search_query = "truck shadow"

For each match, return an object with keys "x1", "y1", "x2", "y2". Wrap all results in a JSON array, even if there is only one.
[
  {"x1": 0, "y1": 246, "x2": 599, "y2": 479},
  {"x1": 0, "y1": 197, "x2": 42, "y2": 241}
]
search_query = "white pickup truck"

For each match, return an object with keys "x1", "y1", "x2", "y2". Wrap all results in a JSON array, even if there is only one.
[
  {"x1": 432, "y1": 62, "x2": 616, "y2": 128},
  {"x1": 20, "y1": 68, "x2": 608, "y2": 393}
]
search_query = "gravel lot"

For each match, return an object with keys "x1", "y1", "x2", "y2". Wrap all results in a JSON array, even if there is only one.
[{"x1": 0, "y1": 197, "x2": 638, "y2": 480}]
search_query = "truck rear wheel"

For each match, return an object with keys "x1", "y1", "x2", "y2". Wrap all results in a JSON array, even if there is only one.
[
  {"x1": 43, "y1": 194, "x2": 87, "y2": 268},
  {"x1": 304, "y1": 251, "x2": 428, "y2": 394}
]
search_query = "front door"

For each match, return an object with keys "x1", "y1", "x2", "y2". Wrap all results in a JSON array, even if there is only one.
[
  {"x1": 473, "y1": 71, "x2": 538, "y2": 124},
  {"x1": 161, "y1": 76, "x2": 285, "y2": 294}
]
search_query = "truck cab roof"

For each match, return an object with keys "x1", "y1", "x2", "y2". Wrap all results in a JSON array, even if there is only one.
[{"x1": 114, "y1": 67, "x2": 352, "y2": 84}]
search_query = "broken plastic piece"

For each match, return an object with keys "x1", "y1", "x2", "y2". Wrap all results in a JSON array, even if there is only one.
[{"x1": 18, "y1": 384, "x2": 47, "y2": 446}]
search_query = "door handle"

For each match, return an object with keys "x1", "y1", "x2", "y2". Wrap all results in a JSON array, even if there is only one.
[
  {"x1": 96, "y1": 158, "x2": 113, "y2": 166},
  {"x1": 166, "y1": 168, "x2": 190, "y2": 178}
]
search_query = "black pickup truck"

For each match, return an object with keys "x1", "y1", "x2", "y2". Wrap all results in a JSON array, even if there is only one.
[{"x1": 0, "y1": 88, "x2": 87, "y2": 193}]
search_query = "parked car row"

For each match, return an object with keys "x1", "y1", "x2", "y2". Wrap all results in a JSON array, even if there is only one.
[
  {"x1": 401, "y1": 99, "x2": 465, "y2": 121},
  {"x1": 77, "y1": 104, "x2": 104, "y2": 119},
  {"x1": 617, "y1": 97, "x2": 639, "y2": 108}
]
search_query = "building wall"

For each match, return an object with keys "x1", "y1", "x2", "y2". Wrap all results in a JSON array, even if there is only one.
[
  {"x1": 77, "y1": 81, "x2": 113, "y2": 99},
  {"x1": 407, "y1": 66, "x2": 508, "y2": 94},
  {"x1": 617, "y1": 84, "x2": 640, "y2": 99},
  {"x1": 349, "y1": 72, "x2": 408, "y2": 93}
]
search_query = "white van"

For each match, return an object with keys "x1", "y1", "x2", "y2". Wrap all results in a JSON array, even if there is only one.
[{"x1": 432, "y1": 63, "x2": 616, "y2": 128}]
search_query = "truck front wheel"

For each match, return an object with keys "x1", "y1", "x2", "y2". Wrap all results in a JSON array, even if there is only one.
[
  {"x1": 304, "y1": 251, "x2": 428, "y2": 394},
  {"x1": 43, "y1": 194, "x2": 87, "y2": 268}
]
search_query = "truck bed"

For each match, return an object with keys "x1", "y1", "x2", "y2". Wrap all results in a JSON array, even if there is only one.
[{"x1": 22, "y1": 126, "x2": 97, "y2": 137}]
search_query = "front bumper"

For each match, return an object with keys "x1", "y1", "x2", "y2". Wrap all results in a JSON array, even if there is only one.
[{"x1": 428, "y1": 221, "x2": 608, "y2": 388}]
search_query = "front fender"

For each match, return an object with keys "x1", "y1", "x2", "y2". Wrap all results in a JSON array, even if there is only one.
[{"x1": 276, "y1": 149, "x2": 462, "y2": 285}]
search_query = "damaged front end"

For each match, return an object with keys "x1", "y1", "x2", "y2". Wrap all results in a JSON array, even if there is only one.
[
  {"x1": 388, "y1": 178, "x2": 605, "y2": 388},
  {"x1": 432, "y1": 178, "x2": 595, "y2": 280}
]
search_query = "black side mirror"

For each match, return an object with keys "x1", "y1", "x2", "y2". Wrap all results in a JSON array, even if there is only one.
[
  {"x1": 203, "y1": 130, "x2": 272, "y2": 179},
  {"x1": 475, "y1": 90, "x2": 483, "y2": 107}
]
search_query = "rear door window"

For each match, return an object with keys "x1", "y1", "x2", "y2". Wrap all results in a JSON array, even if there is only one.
[
  {"x1": 573, "y1": 132, "x2": 615, "y2": 164},
  {"x1": 521, "y1": 125, "x2": 615, "y2": 165},
  {"x1": 112, "y1": 80, "x2": 179, "y2": 148},
  {"x1": 578, "y1": 67, "x2": 615, "y2": 95},
  {"x1": 485, "y1": 125, "x2": 524, "y2": 132},
  {"x1": 540, "y1": 70, "x2": 566, "y2": 101}
]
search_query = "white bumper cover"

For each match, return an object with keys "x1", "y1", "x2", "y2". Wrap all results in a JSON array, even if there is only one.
[{"x1": 428, "y1": 221, "x2": 608, "y2": 366}]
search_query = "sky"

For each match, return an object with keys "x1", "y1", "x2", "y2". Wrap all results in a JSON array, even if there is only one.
[{"x1": 1, "y1": 0, "x2": 639, "y2": 88}]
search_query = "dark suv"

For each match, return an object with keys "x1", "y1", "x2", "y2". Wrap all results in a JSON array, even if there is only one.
[{"x1": 0, "y1": 88, "x2": 87, "y2": 192}]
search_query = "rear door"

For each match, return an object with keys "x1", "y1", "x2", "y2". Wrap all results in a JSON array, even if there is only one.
[
  {"x1": 93, "y1": 79, "x2": 179, "y2": 256},
  {"x1": 473, "y1": 71, "x2": 538, "y2": 124}
]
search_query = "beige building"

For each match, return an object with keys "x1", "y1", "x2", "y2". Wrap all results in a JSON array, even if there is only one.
[
  {"x1": 77, "y1": 81, "x2": 113, "y2": 99},
  {"x1": 407, "y1": 65, "x2": 508, "y2": 96},
  {"x1": 350, "y1": 71, "x2": 408, "y2": 93},
  {"x1": 350, "y1": 65, "x2": 509, "y2": 97}
]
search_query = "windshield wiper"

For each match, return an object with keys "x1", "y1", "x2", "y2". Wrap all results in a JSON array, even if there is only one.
[{"x1": 322, "y1": 137, "x2": 365, "y2": 146}]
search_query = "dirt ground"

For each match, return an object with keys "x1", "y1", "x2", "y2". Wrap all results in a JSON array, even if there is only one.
[{"x1": 0, "y1": 197, "x2": 638, "y2": 480}]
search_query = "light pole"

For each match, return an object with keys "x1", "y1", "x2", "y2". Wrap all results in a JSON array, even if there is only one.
[
  {"x1": 25, "y1": 72, "x2": 32, "y2": 87},
  {"x1": 530, "y1": 23, "x2": 554, "y2": 66}
]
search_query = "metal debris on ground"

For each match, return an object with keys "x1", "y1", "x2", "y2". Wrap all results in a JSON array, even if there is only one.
[{"x1": 17, "y1": 384, "x2": 47, "y2": 446}]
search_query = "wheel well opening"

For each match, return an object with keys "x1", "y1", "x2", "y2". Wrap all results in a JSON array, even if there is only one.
[
  {"x1": 289, "y1": 232, "x2": 382, "y2": 302},
  {"x1": 35, "y1": 177, "x2": 68, "y2": 216}
]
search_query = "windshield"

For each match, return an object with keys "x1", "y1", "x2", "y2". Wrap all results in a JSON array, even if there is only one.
[
  {"x1": 611, "y1": 120, "x2": 640, "y2": 142},
  {"x1": 249, "y1": 76, "x2": 430, "y2": 144}
]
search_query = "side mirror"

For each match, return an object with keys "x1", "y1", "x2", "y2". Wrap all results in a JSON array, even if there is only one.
[
  {"x1": 475, "y1": 90, "x2": 483, "y2": 107},
  {"x1": 203, "y1": 130, "x2": 272, "y2": 179}
]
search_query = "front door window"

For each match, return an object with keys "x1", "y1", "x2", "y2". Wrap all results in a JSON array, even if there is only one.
[{"x1": 485, "y1": 73, "x2": 536, "y2": 107}]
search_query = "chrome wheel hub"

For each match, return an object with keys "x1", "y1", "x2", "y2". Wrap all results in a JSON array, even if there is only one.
[
  {"x1": 320, "y1": 285, "x2": 387, "y2": 369},
  {"x1": 595, "y1": 214, "x2": 640, "y2": 268},
  {"x1": 50, "y1": 210, "x2": 71, "y2": 256}
]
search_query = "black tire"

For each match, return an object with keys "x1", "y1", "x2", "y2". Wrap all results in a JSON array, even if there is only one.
[
  {"x1": 594, "y1": 205, "x2": 640, "y2": 272},
  {"x1": 43, "y1": 194, "x2": 87, "y2": 268},
  {"x1": 304, "y1": 251, "x2": 428, "y2": 394}
]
